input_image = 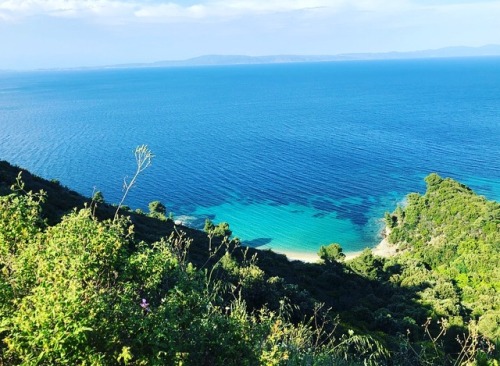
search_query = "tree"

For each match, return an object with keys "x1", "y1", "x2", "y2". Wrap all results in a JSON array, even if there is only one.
[
  {"x1": 318, "y1": 243, "x2": 345, "y2": 263},
  {"x1": 348, "y1": 249, "x2": 384, "y2": 280},
  {"x1": 148, "y1": 200, "x2": 166, "y2": 218},
  {"x1": 92, "y1": 190, "x2": 104, "y2": 204},
  {"x1": 204, "y1": 218, "x2": 232, "y2": 238},
  {"x1": 384, "y1": 212, "x2": 396, "y2": 229},
  {"x1": 424, "y1": 172, "x2": 443, "y2": 191}
]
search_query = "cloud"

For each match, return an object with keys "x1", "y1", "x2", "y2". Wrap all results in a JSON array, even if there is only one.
[
  {"x1": 1, "y1": 0, "x2": 497, "y2": 41},
  {"x1": 0, "y1": 0, "x2": 408, "y2": 23},
  {"x1": 0, "y1": 0, "x2": 499, "y2": 21},
  {"x1": 0, "y1": 0, "x2": 133, "y2": 21}
]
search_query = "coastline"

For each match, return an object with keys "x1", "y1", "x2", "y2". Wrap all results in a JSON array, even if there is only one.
[
  {"x1": 273, "y1": 227, "x2": 398, "y2": 263},
  {"x1": 371, "y1": 234, "x2": 398, "y2": 258},
  {"x1": 277, "y1": 250, "x2": 321, "y2": 263}
]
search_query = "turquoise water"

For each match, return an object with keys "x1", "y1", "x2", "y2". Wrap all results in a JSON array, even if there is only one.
[
  {"x1": 192, "y1": 200, "x2": 367, "y2": 253},
  {"x1": 1, "y1": 58, "x2": 499, "y2": 254}
]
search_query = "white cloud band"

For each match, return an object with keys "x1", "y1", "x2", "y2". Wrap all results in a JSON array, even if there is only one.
[
  {"x1": 0, "y1": 0, "x2": 407, "y2": 22},
  {"x1": 0, "y1": 0, "x2": 499, "y2": 24}
]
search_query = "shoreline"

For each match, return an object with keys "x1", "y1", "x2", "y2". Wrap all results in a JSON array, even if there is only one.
[
  {"x1": 371, "y1": 234, "x2": 398, "y2": 258},
  {"x1": 272, "y1": 227, "x2": 398, "y2": 263}
]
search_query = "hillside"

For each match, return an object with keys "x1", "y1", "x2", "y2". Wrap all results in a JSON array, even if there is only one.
[
  {"x1": 0, "y1": 161, "x2": 498, "y2": 365},
  {"x1": 387, "y1": 173, "x2": 500, "y2": 339}
]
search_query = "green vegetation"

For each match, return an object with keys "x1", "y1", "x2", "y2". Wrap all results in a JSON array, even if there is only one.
[
  {"x1": 387, "y1": 173, "x2": 500, "y2": 342},
  {"x1": 318, "y1": 243, "x2": 345, "y2": 263},
  {"x1": 148, "y1": 201, "x2": 167, "y2": 220},
  {"x1": 204, "y1": 218, "x2": 232, "y2": 238},
  {"x1": 0, "y1": 160, "x2": 498, "y2": 365}
]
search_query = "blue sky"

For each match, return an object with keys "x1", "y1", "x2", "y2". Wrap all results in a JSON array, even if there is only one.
[{"x1": 1, "y1": 0, "x2": 499, "y2": 69}]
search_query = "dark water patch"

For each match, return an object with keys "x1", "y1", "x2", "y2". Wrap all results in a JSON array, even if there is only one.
[
  {"x1": 242, "y1": 238, "x2": 273, "y2": 248},
  {"x1": 311, "y1": 198, "x2": 339, "y2": 212}
]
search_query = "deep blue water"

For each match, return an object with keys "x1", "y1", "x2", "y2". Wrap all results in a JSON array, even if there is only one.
[{"x1": 1, "y1": 58, "x2": 499, "y2": 254}]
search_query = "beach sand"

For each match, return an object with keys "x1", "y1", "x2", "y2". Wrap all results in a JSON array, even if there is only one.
[
  {"x1": 272, "y1": 227, "x2": 398, "y2": 263},
  {"x1": 277, "y1": 250, "x2": 321, "y2": 263},
  {"x1": 371, "y1": 236, "x2": 398, "y2": 258}
]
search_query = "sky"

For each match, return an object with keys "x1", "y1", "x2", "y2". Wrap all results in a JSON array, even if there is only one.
[{"x1": 1, "y1": 0, "x2": 500, "y2": 69}]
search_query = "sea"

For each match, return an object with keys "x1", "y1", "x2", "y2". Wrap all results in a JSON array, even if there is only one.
[{"x1": 1, "y1": 57, "x2": 499, "y2": 255}]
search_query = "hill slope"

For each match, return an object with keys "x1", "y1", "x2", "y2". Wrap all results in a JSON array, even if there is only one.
[{"x1": 1, "y1": 161, "x2": 498, "y2": 364}]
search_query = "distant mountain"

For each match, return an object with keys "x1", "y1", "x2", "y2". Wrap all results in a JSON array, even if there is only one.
[
  {"x1": 104, "y1": 45, "x2": 500, "y2": 69},
  {"x1": 106, "y1": 55, "x2": 344, "y2": 69},
  {"x1": 337, "y1": 44, "x2": 500, "y2": 61}
]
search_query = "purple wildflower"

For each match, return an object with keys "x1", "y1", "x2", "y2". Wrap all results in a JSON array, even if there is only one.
[{"x1": 140, "y1": 298, "x2": 150, "y2": 312}]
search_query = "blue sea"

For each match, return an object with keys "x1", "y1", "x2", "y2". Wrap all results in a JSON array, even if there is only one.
[{"x1": 1, "y1": 58, "x2": 499, "y2": 255}]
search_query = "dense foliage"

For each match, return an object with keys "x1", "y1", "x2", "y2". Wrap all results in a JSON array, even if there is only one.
[
  {"x1": 0, "y1": 162, "x2": 498, "y2": 365},
  {"x1": 386, "y1": 173, "x2": 500, "y2": 343},
  {"x1": 0, "y1": 173, "x2": 386, "y2": 365}
]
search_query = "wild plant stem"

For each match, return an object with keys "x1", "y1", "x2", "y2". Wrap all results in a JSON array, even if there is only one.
[{"x1": 114, "y1": 145, "x2": 153, "y2": 221}]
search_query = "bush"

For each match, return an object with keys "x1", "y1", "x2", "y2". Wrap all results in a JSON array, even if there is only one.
[
  {"x1": 318, "y1": 243, "x2": 345, "y2": 263},
  {"x1": 148, "y1": 200, "x2": 167, "y2": 219}
]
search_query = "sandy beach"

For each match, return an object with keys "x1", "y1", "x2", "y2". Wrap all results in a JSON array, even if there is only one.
[
  {"x1": 274, "y1": 227, "x2": 398, "y2": 263},
  {"x1": 371, "y1": 236, "x2": 399, "y2": 258},
  {"x1": 278, "y1": 250, "x2": 321, "y2": 263}
]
